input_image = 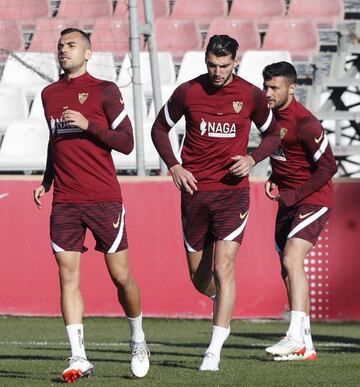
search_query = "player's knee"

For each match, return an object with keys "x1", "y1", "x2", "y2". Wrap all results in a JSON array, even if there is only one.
[
  {"x1": 282, "y1": 254, "x2": 298, "y2": 275},
  {"x1": 112, "y1": 268, "x2": 132, "y2": 289},
  {"x1": 214, "y1": 259, "x2": 235, "y2": 283},
  {"x1": 59, "y1": 265, "x2": 80, "y2": 286},
  {"x1": 190, "y1": 273, "x2": 204, "y2": 292}
]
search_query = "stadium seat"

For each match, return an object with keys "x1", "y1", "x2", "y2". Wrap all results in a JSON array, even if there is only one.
[
  {"x1": 28, "y1": 18, "x2": 80, "y2": 52},
  {"x1": 117, "y1": 51, "x2": 176, "y2": 98},
  {"x1": 0, "y1": 119, "x2": 48, "y2": 172},
  {"x1": 114, "y1": 0, "x2": 169, "y2": 21},
  {"x1": 176, "y1": 51, "x2": 207, "y2": 85},
  {"x1": 0, "y1": 0, "x2": 50, "y2": 19},
  {"x1": 112, "y1": 83, "x2": 180, "y2": 171},
  {"x1": 147, "y1": 83, "x2": 186, "y2": 136},
  {"x1": 205, "y1": 19, "x2": 260, "y2": 55},
  {"x1": 171, "y1": 0, "x2": 228, "y2": 29},
  {"x1": 237, "y1": 50, "x2": 292, "y2": 89},
  {"x1": 87, "y1": 52, "x2": 117, "y2": 82},
  {"x1": 91, "y1": 18, "x2": 132, "y2": 61},
  {"x1": 262, "y1": 19, "x2": 319, "y2": 61},
  {"x1": 28, "y1": 88, "x2": 47, "y2": 121},
  {"x1": 112, "y1": 122, "x2": 179, "y2": 171},
  {"x1": 154, "y1": 19, "x2": 202, "y2": 62},
  {"x1": 1, "y1": 52, "x2": 59, "y2": 97},
  {"x1": 287, "y1": 0, "x2": 345, "y2": 28},
  {"x1": 229, "y1": 0, "x2": 286, "y2": 29},
  {"x1": 0, "y1": 84, "x2": 29, "y2": 135},
  {"x1": 0, "y1": 20, "x2": 24, "y2": 58},
  {"x1": 56, "y1": 0, "x2": 113, "y2": 18}
]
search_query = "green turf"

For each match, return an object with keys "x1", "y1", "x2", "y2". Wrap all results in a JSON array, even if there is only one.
[{"x1": 0, "y1": 316, "x2": 359, "y2": 386}]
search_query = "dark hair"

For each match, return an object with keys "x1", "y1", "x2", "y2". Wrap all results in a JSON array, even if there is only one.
[
  {"x1": 60, "y1": 28, "x2": 91, "y2": 48},
  {"x1": 262, "y1": 61, "x2": 297, "y2": 84},
  {"x1": 205, "y1": 34, "x2": 239, "y2": 60}
]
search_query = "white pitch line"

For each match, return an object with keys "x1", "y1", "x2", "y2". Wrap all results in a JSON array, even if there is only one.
[
  {"x1": 0, "y1": 341, "x2": 161, "y2": 347},
  {"x1": 0, "y1": 340, "x2": 358, "y2": 348}
]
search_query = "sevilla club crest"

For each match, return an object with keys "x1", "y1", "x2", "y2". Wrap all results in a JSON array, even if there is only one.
[
  {"x1": 233, "y1": 101, "x2": 243, "y2": 113},
  {"x1": 78, "y1": 93, "x2": 89, "y2": 104},
  {"x1": 280, "y1": 127, "x2": 288, "y2": 139}
]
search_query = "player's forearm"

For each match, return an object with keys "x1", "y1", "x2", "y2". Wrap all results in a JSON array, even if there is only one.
[
  {"x1": 251, "y1": 128, "x2": 281, "y2": 164},
  {"x1": 42, "y1": 141, "x2": 54, "y2": 192},
  {"x1": 87, "y1": 121, "x2": 134, "y2": 155},
  {"x1": 280, "y1": 161, "x2": 337, "y2": 207},
  {"x1": 151, "y1": 123, "x2": 179, "y2": 170}
]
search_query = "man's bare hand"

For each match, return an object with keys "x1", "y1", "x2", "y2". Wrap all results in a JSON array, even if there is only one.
[
  {"x1": 265, "y1": 180, "x2": 278, "y2": 200},
  {"x1": 170, "y1": 164, "x2": 198, "y2": 195},
  {"x1": 62, "y1": 108, "x2": 89, "y2": 130},
  {"x1": 229, "y1": 155, "x2": 255, "y2": 177},
  {"x1": 34, "y1": 185, "x2": 46, "y2": 209}
]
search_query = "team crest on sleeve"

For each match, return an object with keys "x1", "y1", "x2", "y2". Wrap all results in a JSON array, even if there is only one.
[
  {"x1": 280, "y1": 127, "x2": 288, "y2": 139},
  {"x1": 233, "y1": 101, "x2": 243, "y2": 113},
  {"x1": 78, "y1": 92, "x2": 89, "y2": 104}
]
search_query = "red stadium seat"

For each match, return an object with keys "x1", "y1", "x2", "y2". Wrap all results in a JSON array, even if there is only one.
[
  {"x1": 90, "y1": 18, "x2": 132, "y2": 61},
  {"x1": 56, "y1": 0, "x2": 113, "y2": 18},
  {"x1": 287, "y1": 0, "x2": 344, "y2": 28},
  {"x1": 0, "y1": 20, "x2": 24, "y2": 58},
  {"x1": 262, "y1": 19, "x2": 319, "y2": 61},
  {"x1": 154, "y1": 18, "x2": 202, "y2": 62},
  {"x1": 205, "y1": 18, "x2": 260, "y2": 55},
  {"x1": 114, "y1": 0, "x2": 169, "y2": 21},
  {"x1": 28, "y1": 18, "x2": 81, "y2": 52},
  {"x1": 229, "y1": 0, "x2": 286, "y2": 29},
  {"x1": 0, "y1": 0, "x2": 50, "y2": 19},
  {"x1": 171, "y1": 0, "x2": 228, "y2": 28}
]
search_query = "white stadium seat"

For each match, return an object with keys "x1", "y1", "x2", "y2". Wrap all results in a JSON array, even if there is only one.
[
  {"x1": 0, "y1": 84, "x2": 29, "y2": 135},
  {"x1": 1, "y1": 52, "x2": 59, "y2": 97},
  {"x1": 87, "y1": 52, "x2": 117, "y2": 83},
  {"x1": 117, "y1": 51, "x2": 176, "y2": 98},
  {"x1": 0, "y1": 119, "x2": 48, "y2": 172},
  {"x1": 237, "y1": 50, "x2": 292, "y2": 89},
  {"x1": 176, "y1": 51, "x2": 207, "y2": 85}
]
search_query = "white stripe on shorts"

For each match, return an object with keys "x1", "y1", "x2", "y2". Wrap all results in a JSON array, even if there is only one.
[
  {"x1": 223, "y1": 212, "x2": 249, "y2": 241},
  {"x1": 107, "y1": 206, "x2": 126, "y2": 254},
  {"x1": 51, "y1": 240, "x2": 64, "y2": 253},
  {"x1": 183, "y1": 234, "x2": 197, "y2": 253},
  {"x1": 287, "y1": 206, "x2": 328, "y2": 239}
]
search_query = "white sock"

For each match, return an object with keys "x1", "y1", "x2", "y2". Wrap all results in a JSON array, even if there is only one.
[
  {"x1": 303, "y1": 315, "x2": 315, "y2": 350},
  {"x1": 127, "y1": 313, "x2": 145, "y2": 343},
  {"x1": 287, "y1": 311, "x2": 305, "y2": 342},
  {"x1": 66, "y1": 324, "x2": 86, "y2": 359},
  {"x1": 205, "y1": 325, "x2": 230, "y2": 361}
]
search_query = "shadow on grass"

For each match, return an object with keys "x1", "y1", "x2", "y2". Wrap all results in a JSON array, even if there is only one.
[{"x1": 0, "y1": 369, "x2": 28, "y2": 379}]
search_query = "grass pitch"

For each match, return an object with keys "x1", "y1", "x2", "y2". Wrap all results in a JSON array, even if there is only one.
[{"x1": 0, "y1": 316, "x2": 359, "y2": 386}]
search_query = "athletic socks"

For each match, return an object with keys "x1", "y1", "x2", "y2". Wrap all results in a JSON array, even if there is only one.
[
  {"x1": 127, "y1": 313, "x2": 145, "y2": 343},
  {"x1": 205, "y1": 325, "x2": 230, "y2": 361},
  {"x1": 303, "y1": 314, "x2": 315, "y2": 350},
  {"x1": 287, "y1": 311, "x2": 306, "y2": 342},
  {"x1": 66, "y1": 324, "x2": 87, "y2": 359}
]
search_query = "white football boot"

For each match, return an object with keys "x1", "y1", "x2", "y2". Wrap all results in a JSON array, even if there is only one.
[
  {"x1": 130, "y1": 341, "x2": 150, "y2": 378},
  {"x1": 199, "y1": 352, "x2": 220, "y2": 371},
  {"x1": 265, "y1": 336, "x2": 306, "y2": 357},
  {"x1": 63, "y1": 356, "x2": 94, "y2": 383}
]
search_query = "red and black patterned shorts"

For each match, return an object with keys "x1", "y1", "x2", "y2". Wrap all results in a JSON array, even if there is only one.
[
  {"x1": 50, "y1": 201, "x2": 128, "y2": 254},
  {"x1": 181, "y1": 188, "x2": 250, "y2": 252},
  {"x1": 275, "y1": 203, "x2": 331, "y2": 252}
]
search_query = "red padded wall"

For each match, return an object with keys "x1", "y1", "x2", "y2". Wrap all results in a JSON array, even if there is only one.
[{"x1": 0, "y1": 177, "x2": 358, "y2": 320}]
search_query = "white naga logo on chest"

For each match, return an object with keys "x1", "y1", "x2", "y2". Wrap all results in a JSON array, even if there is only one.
[
  {"x1": 199, "y1": 118, "x2": 236, "y2": 138},
  {"x1": 50, "y1": 116, "x2": 82, "y2": 134}
]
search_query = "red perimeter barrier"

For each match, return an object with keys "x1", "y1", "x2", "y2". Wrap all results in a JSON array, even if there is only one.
[{"x1": 0, "y1": 177, "x2": 359, "y2": 320}]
